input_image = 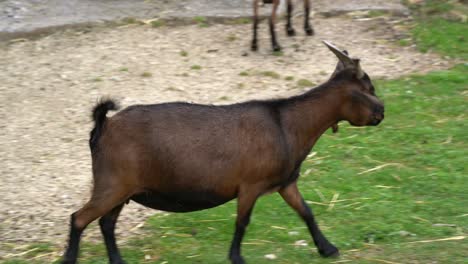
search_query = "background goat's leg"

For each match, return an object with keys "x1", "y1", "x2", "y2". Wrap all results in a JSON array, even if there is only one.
[
  {"x1": 304, "y1": 0, "x2": 314, "y2": 35},
  {"x1": 251, "y1": 0, "x2": 259, "y2": 51},
  {"x1": 99, "y1": 203, "x2": 125, "y2": 264},
  {"x1": 279, "y1": 183, "x2": 339, "y2": 257},
  {"x1": 269, "y1": 0, "x2": 281, "y2": 51},
  {"x1": 229, "y1": 190, "x2": 259, "y2": 264},
  {"x1": 62, "y1": 190, "x2": 129, "y2": 264},
  {"x1": 286, "y1": 0, "x2": 296, "y2": 36}
]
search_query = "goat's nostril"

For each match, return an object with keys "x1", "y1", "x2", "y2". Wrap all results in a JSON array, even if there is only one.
[{"x1": 374, "y1": 112, "x2": 384, "y2": 121}]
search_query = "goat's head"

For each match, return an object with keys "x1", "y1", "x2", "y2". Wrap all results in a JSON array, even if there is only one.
[{"x1": 324, "y1": 41, "x2": 385, "y2": 127}]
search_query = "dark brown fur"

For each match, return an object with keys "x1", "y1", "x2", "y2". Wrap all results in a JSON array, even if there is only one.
[{"x1": 62, "y1": 44, "x2": 384, "y2": 264}]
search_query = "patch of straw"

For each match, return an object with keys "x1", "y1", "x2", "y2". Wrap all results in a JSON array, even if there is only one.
[
  {"x1": 374, "y1": 185, "x2": 400, "y2": 189},
  {"x1": 314, "y1": 189, "x2": 327, "y2": 203},
  {"x1": 331, "y1": 260, "x2": 352, "y2": 263},
  {"x1": 342, "y1": 201, "x2": 361, "y2": 208},
  {"x1": 271, "y1": 225, "x2": 287, "y2": 230},
  {"x1": 306, "y1": 200, "x2": 328, "y2": 206},
  {"x1": 358, "y1": 163, "x2": 401, "y2": 175},
  {"x1": 193, "y1": 219, "x2": 228, "y2": 222},
  {"x1": 411, "y1": 216, "x2": 431, "y2": 223},
  {"x1": 4, "y1": 247, "x2": 39, "y2": 258},
  {"x1": 407, "y1": 236, "x2": 465, "y2": 244},
  {"x1": 327, "y1": 193, "x2": 340, "y2": 211},
  {"x1": 361, "y1": 258, "x2": 401, "y2": 264}
]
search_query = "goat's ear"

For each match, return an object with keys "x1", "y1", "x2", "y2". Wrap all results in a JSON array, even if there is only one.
[
  {"x1": 323, "y1": 41, "x2": 364, "y2": 79},
  {"x1": 352, "y1": 58, "x2": 365, "y2": 79}
]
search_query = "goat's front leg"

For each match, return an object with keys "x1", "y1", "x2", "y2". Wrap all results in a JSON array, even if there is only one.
[
  {"x1": 251, "y1": 0, "x2": 259, "y2": 51},
  {"x1": 304, "y1": 0, "x2": 314, "y2": 35},
  {"x1": 286, "y1": 0, "x2": 296, "y2": 36},
  {"x1": 229, "y1": 188, "x2": 259, "y2": 264},
  {"x1": 269, "y1": 0, "x2": 281, "y2": 52},
  {"x1": 279, "y1": 182, "x2": 339, "y2": 257}
]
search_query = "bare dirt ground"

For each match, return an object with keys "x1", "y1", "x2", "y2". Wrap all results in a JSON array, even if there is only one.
[{"x1": 0, "y1": 14, "x2": 455, "y2": 257}]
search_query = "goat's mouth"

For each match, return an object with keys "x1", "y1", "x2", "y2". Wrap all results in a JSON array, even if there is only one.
[
  {"x1": 331, "y1": 123, "x2": 339, "y2": 133},
  {"x1": 369, "y1": 112, "x2": 384, "y2": 126}
]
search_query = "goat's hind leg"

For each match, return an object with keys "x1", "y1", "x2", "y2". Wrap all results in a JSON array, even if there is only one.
[
  {"x1": 100, "y1": 203, "x2": 126, "y2": 264},
  {"x1": 269, "y1": 0, "x2": 281, "y2": 52},
  {"x1": 286, "y1": 0, "x2": 296, "y2": 36},
  {"x1": 279, "y1": 182, "x2": 339, "y2": 257},
  {"x1": 304, "y1": 0, "x2": 314, "y2": 35},
  {"x1": 62, "y1": 190, "x2": 130, "y2": 264},
  {"x1": 251, "y1": 0, "x2": 259, "y2": 51}
]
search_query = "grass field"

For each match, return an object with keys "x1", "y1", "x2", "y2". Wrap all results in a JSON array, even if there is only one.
[{"x1": 2, "y1": 1, "x2": 467, "y2": 264}]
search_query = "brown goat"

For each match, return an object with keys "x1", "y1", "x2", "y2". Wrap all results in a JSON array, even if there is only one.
[
  {"x1": 61, "y1": 41, "x2": 384, "y2": 264},
  {"x1": 252, "y1": 0, "x2": 314, "y2": 51}
]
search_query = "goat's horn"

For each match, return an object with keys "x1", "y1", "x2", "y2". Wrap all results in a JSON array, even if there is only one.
[
  {"x1": 323, "y1": 41, "x2": 353, "y2": 66},
  {"x1": 323, "y1": 41, "x2": 364, "y2": 78}
]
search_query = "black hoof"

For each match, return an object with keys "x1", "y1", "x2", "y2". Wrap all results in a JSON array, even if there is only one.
[
  {"x1": 287, "y1": 27, "x2": 296, "y2": 36},
  {"x1": 250, "y1": 41, "x2": 258, "y2": 51},
  {"x1": 319, "y1": 245, "x2": 340, "y2": 258},
  {"x1": 305, "y1": 27, "x2": 315, "y2": 36},
  {"x1": 272, "y1": 44, "x2": 282, "y2": 52},
  {"x1": 109, "y1": 259, "x2": 126, "y2": 264},
  {"x1": 230, "y1": 255, "x2": 246, "y2": 264}
]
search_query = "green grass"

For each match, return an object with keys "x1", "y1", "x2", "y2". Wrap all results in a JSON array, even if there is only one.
[
  {"x1": 229, "y1": 18, "x2": 251, "y2": 25},
  {"x1": 297, "y1": 79, "x2": 315, "y2": 87},
  {"x1": 151, "y1": 20, "x2": 165, "y2": 28},
  {"x1": 227, "y1": 35, "x2": 237, "y2": 42},
  {"x1": 260, "y1": 71, "x2": 280, "y2": 79},
  {"x1": 412, "y1": 18, "x2": 468, "y2": 59},
  {"x1": 367, "y1": 10, "x2": 388, "y2": 18},
  {"x1": 193, "y1": 16, "x2": 209, "y2": 28},
  {"x1": 239, "y1": 71, "x2": 249, "y2": 77},
  {"x1": 404, "y1": 0, "x2": 468, "y2": 60},
  {"x1": 141, "y1": 72, "x2": 153, "y2": 78},
  {"x1": 272, "y1": 51, "x2": 284, "y2": 57}
]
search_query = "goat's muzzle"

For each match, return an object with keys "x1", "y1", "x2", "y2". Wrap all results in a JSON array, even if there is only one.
[{"x1": 370, "y1": 107, "x2": 385, "y2": 126}]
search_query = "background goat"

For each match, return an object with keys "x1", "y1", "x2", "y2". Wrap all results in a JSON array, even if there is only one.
[
  {"x1": 252, "y1": 0, "x2": 314, "y2": 51},
  {"x1": 61, "y1": 41, "x2": 384, "y2": 264}
]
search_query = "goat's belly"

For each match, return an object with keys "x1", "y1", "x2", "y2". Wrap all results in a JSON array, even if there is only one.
[{"x1": 130, "y1": 190, "x2": 235, "y2": 212}]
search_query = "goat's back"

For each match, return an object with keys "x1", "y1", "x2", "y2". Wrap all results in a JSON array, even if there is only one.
[{"x1": 94, "y1": 102, "x2": 290, "y2": 198}]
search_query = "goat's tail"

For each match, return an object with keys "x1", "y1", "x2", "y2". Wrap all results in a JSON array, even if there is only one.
[{"x1": 89, "y1": 98, "x2": 119, "y2": 151}]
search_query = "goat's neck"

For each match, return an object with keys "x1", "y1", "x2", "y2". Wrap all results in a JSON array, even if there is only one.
[{"x1": 281, "y1": 84, "x2": 342, "y2": 161}]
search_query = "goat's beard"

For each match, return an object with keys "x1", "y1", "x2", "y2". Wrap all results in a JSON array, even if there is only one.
[{"x1": 331, "y1": 123, "x2": 339, "y2": 133}]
